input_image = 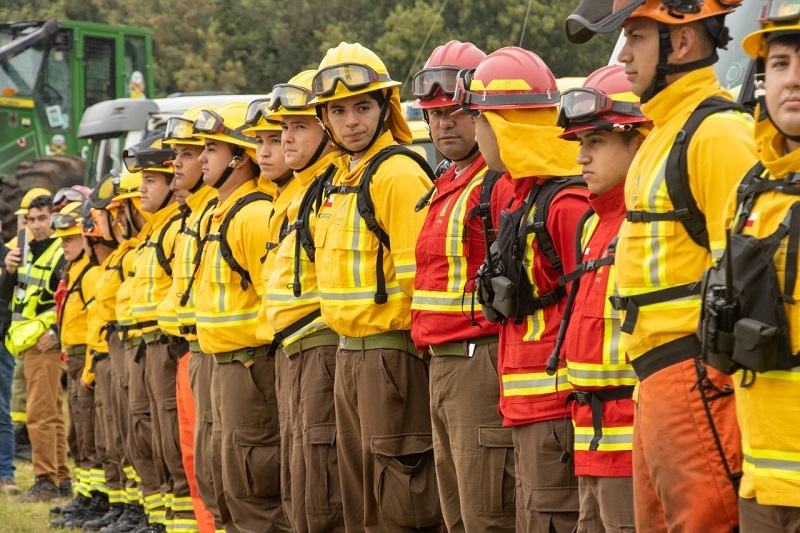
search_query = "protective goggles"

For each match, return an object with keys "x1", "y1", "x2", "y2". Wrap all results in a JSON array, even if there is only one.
[
  {"x1": 194, "y1": 108, "x2": 255, "y2": 142},
  {"x1": 412, "y1": 66, "x2": 461, "y2": 99},
  {"x1": 164, "y1": 117, "x2": 198, "y2": 142},
  {"x1": 52, "y1": 188, "x2": 86, "y2": 208},
  {"x1": 311, "y1": 62, "x2": 392, "y2": 97},
  {"x1": 760, "y1": 0, "x2": 800, "y2": 22},
  {"x1": 51, "y1": 211, "x2": 80, "y2": 230},
  {"x1": 89, "y1": 172, "x2": 118, "y2": 209},
  {"x1": 123, "y1": 147, "x2": 175, "y2": 173},
  {"x1": 268, "y1": 84, "x2": 315, "y2": 111},
  {"x1": 557, "y1": 87, "x2": 642, "y2": 128},
  {"x1": 244, "y1": 98, "x2": 270, "y2": 126},
  {"x1": 453, "y1": 68, "x2": 560, "y2": 115}
]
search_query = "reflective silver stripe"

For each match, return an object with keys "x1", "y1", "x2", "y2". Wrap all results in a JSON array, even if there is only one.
[
  {"x1": 320, "y1": 285, "x2": 404, "y2": 300},
  {"x1": 195, "y1": 310, "x2": 259, "y2": 324},
  {"x1": 268, "y1": 291, "x2": 321, "y2": 302},
  {"x1": 568, "y1": 368, "x2": 638, "y2": 381},
  {"x1": 743, "y1": 453, "x2": 800, "y2": 472},
  {"x1": 503, "y1": 373, "x2": 569, "y2": 391},
  {"x1": 574, "y1": 433, "x2": 632, "y2": 445}
]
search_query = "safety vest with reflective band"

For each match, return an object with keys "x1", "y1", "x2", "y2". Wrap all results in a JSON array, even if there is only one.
[
  {"x1": 563, "y1": 182, "x2": 635, "y2": 477},
  {"x1": 614, "y1": 67, "x2": 757, "y2": 360},
  {"x1": 315, "y1": 132, "x2": 432, "y2": 337},
  {"x1": 86, "y1": 248, "x2": 127, "y2": 354},
  {"x1": 60, "y1": 255, "x2": 98, "y2": 349},
  {"x1": 262, "y1": 153, "x2": 339, "y2": 348},
  {"x1": 493, "y1": 175, "x2": 589, "y2": 426},
  {"x1": 11, "y1": 237, "x2": 63, "y2": 324},
  {"x1": 195, "y1": 180, "x2": 274, "y2": 354},
  {"x1": 158, "y1": 186, "x2": 217, "y2": 340},
  {"x1": 129, "y1": 203, "x2": 183, "y2": 335},
  {"x1": 411, "y1": 155, "x2": 502, "y2": 348},
  {"x1": 731, "y1": 138, "x2": 800, "y2": 507},
  {"x1": 255, "y1": 174, "x2": 303, "y2": 344}
]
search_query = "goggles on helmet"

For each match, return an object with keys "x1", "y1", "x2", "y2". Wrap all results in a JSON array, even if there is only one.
[
  {"x1": 52, "y1": 188, "x2": 87, "y2": 210},
  {"x1": 244, "y1": 98, "x2": 270, "y2": 127},
  {"x1": 412, "y1": 66, "x2": 461, "y2": 99},
  {"x1": 51, "y1": 212, "x2": 80, "y2": 231},
  {"x1": 269, "y1": 84, "x2": 315, "y2": 111},
  {"x1": 453, "y1": 68, "x2": 560, "y2": 114},
  {"x1": 164, "y1": 117, "x2": 198, "y2": 142},
  {"x1": 123, "y1": 147, "x2": 175, "y2": 173},
  {"x1": 760, "y1": 0, "x2": 800, "y2": 22},
  {"x1": 195, "y1": 108, "x2": 255, "y2": 143},
  {"x1": 557, "y1": 87, "x2": 643, "y2": 128},
  {"x1": 311, "y1": 62, "x2": 392, "y2": 97},
  {"x1": 89, "y1": 172, "x2": 118, "y2": 209}
]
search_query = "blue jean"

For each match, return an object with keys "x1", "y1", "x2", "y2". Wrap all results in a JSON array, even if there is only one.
[{"x1": 0, "y1": 342, "x2": 15, "y2": 479}]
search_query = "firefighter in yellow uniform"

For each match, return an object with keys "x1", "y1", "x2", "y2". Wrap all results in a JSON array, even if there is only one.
[
  {"x1": 113, "y1": 169, "x2": 165, "y2": 530},
  {"x1": 257, "y1": 70, "x2": 344, "y2": 532},
  {"x1": 51, "y1": 201, "x2": 108, "y2": 528},
  {"x1": 125, "y1": 136, "x2": 188, "y2": 533},
  {"x1": 192, "y1": 101, "x2": 291, "y2": 533},
  {"x1": 158, "y1": 105, "x2": 218, "y2": 533},
  {"x1": 311, "y1": 43, "x2": 439, "y2": 532}
]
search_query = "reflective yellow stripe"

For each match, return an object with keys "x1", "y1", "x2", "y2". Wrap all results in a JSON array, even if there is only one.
[
  {"x1": 573, "y1": 424, "x2": 634, "y2": 452},
  {"x1": 743, "y1": 448, "x2": 800, "y2": 480},
  {"x1": 320, "y1": 284, "x2": 405, "y2": 305},
  {"x1": 171, "y1": 496, "x2": 194, "y2": 512},
  {"x1": 411, "y1": 290, "x2": 468, "y2": 312},
  {"x1": 567, "y1": 361, "x2": 638, "y2": 387},
  {"x1": 10, "y1": 411, "x2": 26, "y2": 423},
  {"x1": 502, "y1": 367, "x2": 571, "y2": 396},
  {"x1": 195, "y1": 307, "x2": 259, "y2": 327}
]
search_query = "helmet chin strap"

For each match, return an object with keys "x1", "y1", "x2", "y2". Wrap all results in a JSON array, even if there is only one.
[
  {"x1": 316, "y1": 88, "x2": 393, "y2": 157},
  {"x1": 452, "y1": 143, "x2": 480, "y2": 163},
  {"x1": 124, "y1": 199, "x2": 141, "y2": 239},
  {"x1": 296, "y1": 134, "x2": 330, "y2": 172},
  {"x1": 212, "y1": 145, "x2": 245, "y2": 189},
  {"x1": 272, "y1": 170, "x2": 295, "y2": 189},
  {"x1": 188, "y1": 172, "x2": 205, "y2": 193}
]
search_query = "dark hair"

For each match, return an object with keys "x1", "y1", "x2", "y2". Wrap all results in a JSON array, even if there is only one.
[
  {"x1": 28, "y1": 195, "x2": 53, "y2": 211},
  {"x1": 620, "y1": 128, "x2": 644, "y2": 145},
  {"x1": 767, "y1": 32, "x2": 800, "y2": 55},
  {"x1": 367, "y1": 89, "x2": 386, "y2": 107}
]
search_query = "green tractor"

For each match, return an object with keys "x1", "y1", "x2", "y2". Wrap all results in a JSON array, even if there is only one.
[{"x1": 0, "y1": 18, "x2": 153, "y2": 240}]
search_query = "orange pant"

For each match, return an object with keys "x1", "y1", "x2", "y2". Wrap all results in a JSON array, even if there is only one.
[
  {"x1": 177, "y1": 352, "x2": 215, "y2": 533},
  {"x1": 633, "y1": 358, "x2": 741, "y2": 533}
]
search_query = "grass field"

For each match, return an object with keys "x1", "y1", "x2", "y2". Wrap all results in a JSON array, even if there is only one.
[{"x1": 0, "y1": 459, "x2": 72, "y2": 533}]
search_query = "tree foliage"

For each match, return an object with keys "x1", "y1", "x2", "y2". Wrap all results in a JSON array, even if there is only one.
[{"x1": 0, "y1": 0, "x2": 617, "y2": 98}]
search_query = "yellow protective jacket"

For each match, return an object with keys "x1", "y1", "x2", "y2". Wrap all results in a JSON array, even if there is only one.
[
  {"x1": 262, "y1": 153, "x2": 339, "y2": 346},
  {"x1": 59, "y1": 254, "x2": 97, "y2": 349},
  {"x1": 128, "y1": 203, "x2": 183, "y2": 335},
  {"x1": 315, "y1": 132, "x2": 432, "y2": 336},
  {"x1": 195, "y1": 180, "x2": 273, "y2": 354},
  {"x1": 116, "y1": 229, "x2": 149, "y2": 342},
  {"x1": 732, "y1": 132, "x2": 800, "y2": 507},
  {"x1": 87, "y1": 243, "x2": 133, "y2": 352},
  {"x1": 615, "y1": 67, "x2": 757, "y2": 358},
  {"x1": 158, "y1": 186, "x2": 217, "y2": 340}
]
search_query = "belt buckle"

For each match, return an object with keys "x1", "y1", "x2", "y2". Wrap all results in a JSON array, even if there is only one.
[
  {"x1": 339, "y1": 336, "x2": 347, "y2": 350},
  {"x1": 467, "y1": 343, "x2": 476, "y2": 357},
  {"x1": 573, "y1": 391, "x2": 593, "y2": 406},
  {"x1": 428, "y1": 345, "x2": 436, "y2": 357}
]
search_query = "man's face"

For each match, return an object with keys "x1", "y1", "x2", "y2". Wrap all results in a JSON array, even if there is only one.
[
  {"x1": 325, "y1": 93, "x2": 383, "y2": 157},
  {"x1": 473, "y1": 113, "x2": 506, "y2": 172},
  {"x1": 199, "y1": 139, "x2": 234, "y2": 187},
  {"x1": 26, "y1": 207, "x2": 53, "y2": 241},
  {"x1": 60, "y1": 234, "x2": 84, "y2": 262},
  {"x1": 765, "y1": 40, "x2": 800, "y2": 140},
  {"x1": 282, "y1": 115, "x2": 327, "y2": 170},
  {"x1": 428, "y1": 105, "x2": 477, "y2": 162},
  {"x1": 255, "y1": 130, "x2": 292, "y2": 181},
  {"x1": 139, "y1": 171, "x2": 172, "y2": 213},
  {"x1": 618, "y1": 18, "x2": 661, "y2": 97},
  {"x1": 171, "y1": 144, "x2": 204, "y2": 192},
  {"x1": 576, "y1": 130, "x2": 640, "y2": 196}
]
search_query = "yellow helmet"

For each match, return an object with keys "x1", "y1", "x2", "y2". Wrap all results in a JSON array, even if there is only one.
[
  {"x1": 312, "y1": 43, "x2": 401, "y2": 104},
  {"x1": 15, "y1": 187, "x2": 51, "y2": 216},
  {"x1": 164, "y1": 104, "x2": 211, "y2": 147},
  {"x1": 52, "y1": 201, "x2": 83, "y2": 238},
  {"x1": 242, "y1": 94, "x2": 284, "y2": 136},
  {"x1": 143, "y1": 137, "x2": 174, "y2": 175},
  {"x1": 194, "y1": 101, "x2": 258, "y2": 161},
  {"x1": 743, "y1": 0, "x2": 800, "y2": 58},
  {"x1": 114, "y1": 168, "x2": 143, "y2": 201},
  {"x1": 266, "y1": 70, "x2": 319, "y2": 122}
]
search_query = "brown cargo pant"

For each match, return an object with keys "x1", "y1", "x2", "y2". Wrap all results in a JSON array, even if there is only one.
[
  {"x1": 66, "y1": 352, "x2": 99, "y2": 495},
  {"x1": 739, "y1": 497, "x2": 800, "y2": 532},
  {"x1": 110, "y1": 336, "x2": 138, "y2": 503},
  {"x1": 212, "y1": 353, "x2": 290, "y2": 533},
  {"x1": 285, "y1": 341, "x2": 344, "y2": 532},
  {"x1": 576, "y1": 476, "x2": 635, "y2": 533},
  {"x1": 335, "y1": 345, "x2": 442, "y2": 533},
  {"x1": 23, "y1": 345, "x2": 69, "y2": 486},
  {"x1": 275, "y1": 346, "x2": 294, "y2": 530},
  {"x1": 93, "y1": 352, "x2": 124, "y2": 502},
  {"x1": 429, "y1": 343, "x2": 516, "y2": 533}
]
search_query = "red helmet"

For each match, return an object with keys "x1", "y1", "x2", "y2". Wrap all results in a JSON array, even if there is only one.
[
  {"x1": 413, "y1": 41, "x2": 486, "y2": 109},
  {"x1": 559, "y1": 65, "x2": 650, "y2": 140},
  {"x1": 455, "y1": 47, "x2": 560, "y2": 113}
]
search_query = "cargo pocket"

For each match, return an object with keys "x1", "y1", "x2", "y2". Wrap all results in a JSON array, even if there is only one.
[
  {"x1": 232, "y1": 427, "x2": 280, "y2": 499},
  {"x1": 477, "y1": 426, "x2": 515, "y2": 517},
  {"x1": 162, "y1": 396, "x2": 182, "y2": 465},
  {"x1": 305, "y1": 423, "x2": 342, "y2": 515},
  {"x1": 372, "y1": 433, "x2": 442, "y2": 528}
]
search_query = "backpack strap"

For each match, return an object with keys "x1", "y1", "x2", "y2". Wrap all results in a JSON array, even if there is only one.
[
  {"x1": 467, "y1": 170, "x2": 504, "y2": 249},
  {"x1": 627, "y1": 97, "x2": 747, "y2": 250},
  {"x1": 179, "y1": 197, "x2": 219, "y2": 307}
]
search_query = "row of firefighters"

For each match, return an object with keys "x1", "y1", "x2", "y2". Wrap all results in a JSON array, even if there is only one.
[{"x1": 4, "y1": 0, "x2": 800, "y2": 532}]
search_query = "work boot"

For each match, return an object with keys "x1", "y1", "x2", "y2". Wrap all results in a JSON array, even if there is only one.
[
  {"x1": 132, "y1": 522, "x2": 166, "y2": 533},
  {"x1": 0, "y1": 477, "x2": 21, "y2": 495},
  {"x1": 99, "y1": 504, "x2": 145, "y2": 533},
  {"x1": 18, "y1": 476, "x2": 61, "y2": 503},
  {"x1": 51, "y1": 493, "x2": 91, "y2": 516},
  {"x1": 64, "y1": 493, "x2": 110, "y2": 529},
  {"x1": 82, "y1": 502, "x2": 124, "y2": 531},
  {"x1": 58, "y1": 478, "x2": 74, "y2": 498}
]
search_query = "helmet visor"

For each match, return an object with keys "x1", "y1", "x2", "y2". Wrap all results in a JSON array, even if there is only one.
[
  {"x1": 51, "y1": 212, "x2": 80, "y2": 231},
  {"x1": 244, "y1": 98, "x2": 270, "y2": 126},
  {"x1": 123, "y1": 147, "x2": 175, "y2": 173},
  {"x1": 194, "y1": 109, "x2": 229, "y2": 135},
  {"x1": 454, "y1": 67, "x2": 560, "y2": 111},
  {"x1": 311, "y1": 63, "x2": 391, "y2": 97},
  {"x1": 269, "y1": 84, "x2": 315, "y2": 110},
  {"x1": 53, "y1": 188, "x2": 87, "y2": 209},
  {"x1": 558, "y1": 88, "x2": 642, "y2": 128},
  {"x1": 165, "y1": 117, "x2": 198, "y2": 142},
  {"x1": 412, "y1": 66, "x2": 460, "y2": 99},
  {"x1": 762, "y1": 0, "x2": 800, "y2": 22},
  {"x1": 89, "y1": 173, "x2": 118, "y2": 209}
]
